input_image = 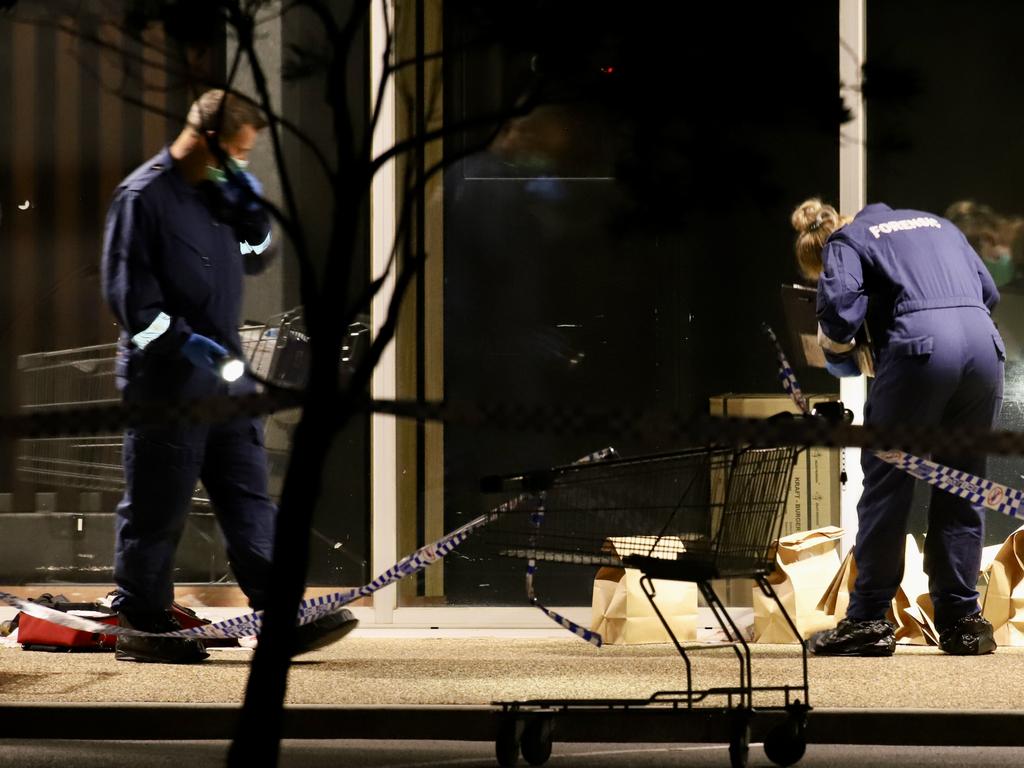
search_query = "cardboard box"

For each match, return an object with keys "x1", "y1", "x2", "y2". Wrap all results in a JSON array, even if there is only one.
[
  {"x1": 708, "y1": 393, "x2": 842, "y2": 606},
  {"x1": 709, "y1": 393, "x2": 840, "y2": 534}
]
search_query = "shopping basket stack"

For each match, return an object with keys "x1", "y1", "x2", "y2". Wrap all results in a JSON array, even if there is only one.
[
  {"x1": 16, "y1": 343, "x2": 123, "y2": 495},
  {"x1": 15, "y1": 310, "x2": 370, "y2": 504}
]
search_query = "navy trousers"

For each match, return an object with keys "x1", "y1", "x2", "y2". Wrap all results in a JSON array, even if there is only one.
[
  {"x1": 847, "y1": 308, "x2": 1004, "y2": 631},
  {"x1": 113, "y1": 408, "x2": 276, "y2": 616}
]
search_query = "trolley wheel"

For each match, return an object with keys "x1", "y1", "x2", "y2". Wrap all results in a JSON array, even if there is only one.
[
  {"x1": 495, "y1": 716, "x2": 522, "y2": 767},
  {"x1": 728, "y1": 710, "x2": 751, "y2": 768},
  {"x1": 520, "y1": 716, "x2": 554, "y2": 766},
  {"x1": 763, "y1": 712, "x2": 807, "y2": 767}
]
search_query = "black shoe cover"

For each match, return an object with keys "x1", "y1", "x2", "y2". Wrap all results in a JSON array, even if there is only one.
[
  {"x1": 810, "y1": 617, "x2": 895, "y2": 657},
  {"x1": 115, "y1": 610, "x2": 209, "y2": 664},
  {"x1": 938, "y1": 612, "x2": 996, "y2": 656}
]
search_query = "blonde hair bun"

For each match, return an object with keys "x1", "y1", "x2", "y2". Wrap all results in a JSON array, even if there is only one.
[
  {"x1": 791, "y1": 198, "x2": 838, "y2": 235},
  {"x1": 792, "y1": 197, "x2": 843, "y2": 282}
]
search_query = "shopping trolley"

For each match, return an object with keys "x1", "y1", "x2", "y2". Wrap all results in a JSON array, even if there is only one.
[{"x1": 480, "y1": 445, "x2": 808, "y2": 768}]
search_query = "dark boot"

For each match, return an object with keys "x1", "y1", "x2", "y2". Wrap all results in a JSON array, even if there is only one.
[
  {"x1": 810, "y1": 617, "x2": 895, "y2": 657},
  {"x1": 115, "y1": 610, "x2": 209, "y2": 664},
  {"x1": 292, "y1": 609, "x2": 359, "y2": 657},
  {"x1": 938, "y1": 612, "x2": 996, "y2": 656}
]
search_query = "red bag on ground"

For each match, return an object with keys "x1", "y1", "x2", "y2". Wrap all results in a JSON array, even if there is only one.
[
  {"x1": 17, "y1": 608, "x2": 119, "y2": 651},
  {"x1": 14, "y1": 595, "x2": 228, "y2": 651}
]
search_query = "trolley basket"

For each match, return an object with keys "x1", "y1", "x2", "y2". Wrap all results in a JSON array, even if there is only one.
[{"x1": 481, "y1": 444, "x2": 810, "y2": 768}]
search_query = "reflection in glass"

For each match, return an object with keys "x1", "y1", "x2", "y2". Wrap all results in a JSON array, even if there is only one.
[{"x1": 946, "y1": 200, "x2": 1024, "y2": 361}]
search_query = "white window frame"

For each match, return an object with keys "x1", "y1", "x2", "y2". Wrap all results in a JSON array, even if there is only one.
[
  {"x1": 838, "y1": 0, "x2": 867, "y2": 556},
  {"x1": 370, "y1": 0, "x2": 399, "y2": 625}
]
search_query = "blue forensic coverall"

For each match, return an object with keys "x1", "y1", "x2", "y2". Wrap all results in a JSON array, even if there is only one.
[
  {"x1": 817, "y1": 203, "x2": 1005, "y2": 632},
  {"x1": 101, "y1": 146, "x2": 276, "y2": 617}
]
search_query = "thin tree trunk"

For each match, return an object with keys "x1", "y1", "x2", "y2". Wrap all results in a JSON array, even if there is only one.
[{"x1": 227, "y1": 371, "x2": 344, "y2": 766}]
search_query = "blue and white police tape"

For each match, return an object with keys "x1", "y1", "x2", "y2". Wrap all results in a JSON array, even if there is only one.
[
  {"x1": 525, "y1": 560, "x2": 602, "y2": 647},
  {"x1": 534, "y1": 599, "x2": 603, "y2": 646},
  {"x1": 0, "y1": 447, "x2": 620, "y2": 645},
  {"x1": 874, "y1": 450, "x2": 1024, "y2": 518},
  {"x1": 190, "y1": 444, "x2": 614, "y2": 643},
  {"x1": 762, "y1": 324, "x2": 816, "y2": 418},
  {"x1": 764, "y1": 324, "x2": 1024, "y2": 521},
  {"x1": 0, "y1": 511, "x2": 495, "y2": 641},
  {"x1": 513, "y1": 446, "x2": 619, "y2": 647},
  {"x1": 0, "y1": 593, "x2": 154, "y2": 638},
  {"x1": 0, "y1": 448, "x2": 614, "y2": 647},
  {"x1": 762, "y1": 324, "x2": 810, "y2": 415},
  {"x1": 291, "y1": 512, "x2": 494, "y2": 628}
]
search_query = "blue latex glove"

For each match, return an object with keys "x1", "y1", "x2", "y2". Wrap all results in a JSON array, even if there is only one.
[
  {"x1": 181, "y1": 333, "x2": 228, "y2": 373},
  {"x1": 825, "y1": 355, "x2": 861, "y2": 378}
]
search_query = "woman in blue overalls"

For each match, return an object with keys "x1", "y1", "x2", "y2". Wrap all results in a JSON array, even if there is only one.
[{"x1": 792, "y1": 198, "x2": 1004, "y2": 656}]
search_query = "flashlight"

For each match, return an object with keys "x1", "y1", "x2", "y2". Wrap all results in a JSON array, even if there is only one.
[{"x1": 218, "y1": 356, "x2": 246, "y2": 383}]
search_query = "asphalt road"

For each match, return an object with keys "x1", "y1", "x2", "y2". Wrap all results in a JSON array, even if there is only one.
[{"x1": 1, "y1": 740, "x2": 1021, "y2": 768}]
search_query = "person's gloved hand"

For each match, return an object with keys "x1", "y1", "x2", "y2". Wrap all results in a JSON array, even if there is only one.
[
  {"x1": 825, "y1": 355, "x2": 861, "y2": 378},
  {"x1": 181, "y1": 333, "x2": 228, "y2": 373}
]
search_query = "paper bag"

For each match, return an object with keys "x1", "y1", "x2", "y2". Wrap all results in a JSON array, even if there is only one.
[
  {"x1": 752, "y1": 526, "x2": 844, "y2": 643},
  {"x1": 591, "y1": 537, "x2": 698, "y2": 644},
  {"x1": 818, "y1": 535, "x2": 937, "y2": 645},
  {"x1": 889, "y1": 535, "x2": 938, "y2": 644},
  {"x1": 978, "y1": 541, "x2": 1005, "y2": 605},
  {"x1": 817, "y1": 543, "x2": 855, "y2": 621},
  {"x1": 981, "y1": 525, "x2": 1024, "y2": 646}
]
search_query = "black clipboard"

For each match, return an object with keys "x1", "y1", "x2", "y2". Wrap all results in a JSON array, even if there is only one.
[{"x1": 779, "y1": 283, "x2": 875, "y2": 376}]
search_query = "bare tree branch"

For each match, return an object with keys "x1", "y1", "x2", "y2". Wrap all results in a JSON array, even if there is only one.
[
  {"x1": 338, "y1": 113, "x2": 510, "y2": 339},
  {"x1": 391, "y1": 47, "x2": 443, "y2": 71},
  {"x1": 229, "y1": 2, "x2": 316, "y2": 314},
  {"x1": 366, "y1": 0, "x2": 395, "y2": 149}
]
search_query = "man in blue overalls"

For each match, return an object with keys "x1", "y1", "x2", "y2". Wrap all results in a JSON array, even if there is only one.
[
  {"x1": 790, "y1": 199, "x2": 1004, "y2": 656},
  {"x1": 102, "y1": 90, "x2": 357, "y2": 663}
]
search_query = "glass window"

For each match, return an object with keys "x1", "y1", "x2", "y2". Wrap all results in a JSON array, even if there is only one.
[
  {"x1": 390, "y1": 2, "x2": 842, "y2": 606},
  {"x1": 0, "y1": 5, "x2": 214, "y2": 585},
  {"x1": 0, "y1": 3, "x2": 370, "y2": 591},
  {"x1": 867, "y1": 1, "x2": 1023, "y2": 547}
]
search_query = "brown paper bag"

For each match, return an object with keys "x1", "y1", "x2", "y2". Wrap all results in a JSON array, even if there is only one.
[
  {"x1": 978, "y1": 542, "x2": 1005, "y2": 606},
  {"x1": 591, "y1": 536, "x2": 698, "y2": 644},
  {"x1": 981, "y1": 525, "x2": 1024, "y2": 646},
  {"x1": 752, "y1": 526, "x2": 844, "y2": 643},
  {"x1": 818, "y1": 544, "x2": 855, "y2": 620},
  {"x1": 817, "y1": 535, "x2": 937, "y2": 645},
  {"x1": 889, "y1": 535, "x2": 938, "y2": 644}
]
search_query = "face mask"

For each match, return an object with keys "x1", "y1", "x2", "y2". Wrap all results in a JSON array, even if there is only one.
[
  {"x1": 205, "y1": 156, "x2": 249, "y2": 185},
  {"x1": 985, "y1": 247, "x2": 1015, "y2": 287}
]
